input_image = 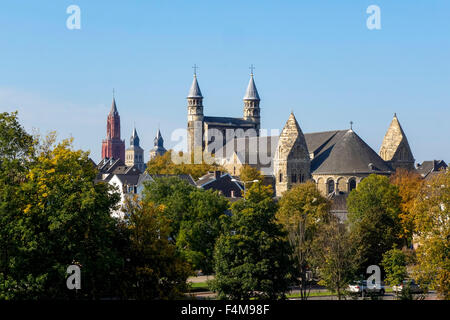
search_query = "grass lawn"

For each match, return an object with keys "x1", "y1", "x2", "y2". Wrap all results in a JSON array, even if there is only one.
[{"x1": 188, "y1": 281, "x2": 210, "y2": 292}]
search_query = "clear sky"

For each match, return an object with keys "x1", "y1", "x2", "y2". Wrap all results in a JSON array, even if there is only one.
[{"x1": 1, "y1": 0, "x2": 449, "y2": 164}]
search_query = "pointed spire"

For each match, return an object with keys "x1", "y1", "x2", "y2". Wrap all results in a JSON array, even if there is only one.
[
  {"x1": 154, "y1": 129, "x2": 164, "y2": 147},
  {"x1": 110, "y1": 90, "x2": 118, "y2": 115},
  {"x1": 130, "y1": 126, "x2": 140, "y2": 147},
  {"x1": 244, "y1": 73, "x2": 260, "y2": 101},
  {"x1": 187, "y1": 74, "x2": 203, "y2": 98}
]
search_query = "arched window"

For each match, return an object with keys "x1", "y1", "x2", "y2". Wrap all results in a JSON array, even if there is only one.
[
  {"x1": 349, "y1": 179, "x2": 357, "y2": 192},
  {"x1": 328, "y1": 180, "x2": 335, "y2": 194},
  {"x1": 279, "y1": 173, "x2": 283, "y2": 182},
  {"x1": 291, "y1": 174, "x2": 297, "y2": 183}
]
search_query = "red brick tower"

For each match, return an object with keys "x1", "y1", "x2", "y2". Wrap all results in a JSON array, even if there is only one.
[{"x1": 101, "y1": 97, "x2": 125, "y2": 162}]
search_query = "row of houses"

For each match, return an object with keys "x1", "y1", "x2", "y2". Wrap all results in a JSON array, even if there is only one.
[{"x1": 95, "y1": 158, "x2": 244, "y2": 218}]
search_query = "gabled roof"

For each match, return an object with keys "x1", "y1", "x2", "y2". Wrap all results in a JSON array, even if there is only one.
[
  {"x1": 243, "y1": 74, "x2": 260, "y2": 100},
  {"x1": 416, "y1": 160, "x2": 448, "y2": 178},
  {"x1": 311, "y1": 129, "x2": 392, "y2": 174},
  {"x1": 97, "y1": 158, "x2": 125, "y2": 173},
  {"x1": 187, "y1": 74, "x2": 203, "y2": 98},
  {"x1": 196, "y1": 171, "x2": 243, "y2": 198},
  {"x1": 114, "y1": 173, "x2": 141, "y2": 186}
]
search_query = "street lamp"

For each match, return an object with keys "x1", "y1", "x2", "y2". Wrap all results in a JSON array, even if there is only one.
[{"x1": 231, "y1": 179, "x2": 259, "y2": 198}]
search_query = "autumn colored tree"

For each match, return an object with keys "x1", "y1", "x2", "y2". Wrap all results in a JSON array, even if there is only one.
[
  {"x1": 347, "y1": 174, "x2": 403, "y2": 271},
  {"x1": 146, "y1": 149, "x2": 223, "y2": 180},
  {"x1": 412, "y1": 170, "x2": 449, "y2": 300},
  {"x1": 211, "y1": 183, "x2": 294, "y2": 300},
  {"x1": 239, "y1": 165, "x2": 263, "y2": 183},
  {"x1": 390, "y1": 168, "x2": 424, "y2": 245},
  {"x1": 276, "y1": 181, "x2": 330, "y2": 300}
]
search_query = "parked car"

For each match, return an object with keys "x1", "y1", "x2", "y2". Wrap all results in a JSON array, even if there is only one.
[
  {"x1": 348, "y1": 280, "x2": 385, "y2": 296},
  {"x1": 392, "y1": 279, "x2": 423, "y2": 294}
]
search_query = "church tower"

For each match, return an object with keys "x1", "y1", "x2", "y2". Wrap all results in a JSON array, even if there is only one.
[
  {"x1": 101, "y1": 96, "x2": 125, "y2": 162},
  {"x1": 149, "y1": 129, "x2": 167, "y2": 160},
  {"x1": 379, "y1": 113, "x2": 415, "y2": 171},
  {"x1": 274, "y1": 112, "x2": 311, "y2": 197},
  {"x1": 243, "y1": 71, "x2": 261, "y2": 132},
  {"x1": 187, "y1": 72, "x2": 204, "y2": 155},
  {"x1": 125, "y1": 126, "x2": 145, "y2": 172}
]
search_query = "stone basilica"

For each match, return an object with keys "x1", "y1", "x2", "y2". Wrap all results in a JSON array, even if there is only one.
[{"x1": 186, "y1": 72, "x2": 416, "y2": 198}]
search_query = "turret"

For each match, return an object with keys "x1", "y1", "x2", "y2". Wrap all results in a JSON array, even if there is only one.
[
  {"x1": 187, "y1": 71, "x2": 204, "y2": 155},
  {"x1": 243, "y1": 72, "x2": 261, "y2": 131}
]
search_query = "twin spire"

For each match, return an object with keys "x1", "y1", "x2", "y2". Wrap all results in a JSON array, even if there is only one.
[{"x1": 187, "y1": 67, "x2": 260, "y2": 101}]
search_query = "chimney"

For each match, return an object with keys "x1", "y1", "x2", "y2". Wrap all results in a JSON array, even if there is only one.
[{"x1": 214, "y1": 170, "x2": 221, "y2": 180}]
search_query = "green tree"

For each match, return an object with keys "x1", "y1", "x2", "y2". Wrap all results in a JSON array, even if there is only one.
[
  {"x1": 412, "y1": 170, "x2": 449, "y2": 300},
  {"x1": 142, "y1": 177, "x2": 229, "y2": 274},
  {"x1": 0, "y1": 112, "x2": 37, "y2": 299},
  {"x1": 347, "y1": 174, "x2": 403, "y2": 271},
  {"x1": 210, "y1": 183, "x2": 294, "y2": 299},
  {"x1": 313, "y1": 216, "x2": 359, "y2": 300},
  {"x1": 276, "y1": 181, "x2": 330, "y2": 300},
  {"x1": 381, "y1": 247, "x2": 408, "y2": 299},
  {"x1": 176, "y1": 189, "x2": 230, "y2": 274},
  {"x1": 118, "y1": 197, "x2": 192, "y2": 299},
  {"x1": 142, "y1": 176, "x2": 196, "y2": 241}
]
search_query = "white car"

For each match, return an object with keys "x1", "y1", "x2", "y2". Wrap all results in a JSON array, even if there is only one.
[
  {"x1": 348, "y1": 280, "x2": 385, "y2": 296},
  {"x1": 392, "y1": 280, "x2": 423, "y2": 294}
]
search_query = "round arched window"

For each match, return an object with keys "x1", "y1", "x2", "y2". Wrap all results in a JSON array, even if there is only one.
[
  {"x1": 349, "y1": 179, "x2": 357, "y2": 192},
  {"x1": 328, "y1": 180, "x2": 335, "y2": 194}
]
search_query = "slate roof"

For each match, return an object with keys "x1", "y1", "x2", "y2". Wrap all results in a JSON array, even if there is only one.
[
  {"x1": 310, "y1": 129, "x2": 392, "y2": 174},
  {"x1": 114, "y1": 173, "x2": 141, "y2": 186},
  {"x1": 187, "y1": 75, "x2": 202, "y2": 98},
  {"x1": 196, "y1": 171, "x2": 243, "y2": 198},
  {"x1": 97, "y1": 158, "x2": 125, "y2": 174},
  {"x1": 416, "y1": 160, "x2": 448, "y2": 178},
  {"x1": 243, "y1": 74, "x2": 260, "y2": 100}
]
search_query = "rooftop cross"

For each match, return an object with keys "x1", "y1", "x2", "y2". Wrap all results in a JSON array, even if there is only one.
[
  {"x1": 192, "y1": 64, "x2": 199, "y2": 76},
  {"x1": 249, "y1": 64, "x2": 255, "y2": 75}
]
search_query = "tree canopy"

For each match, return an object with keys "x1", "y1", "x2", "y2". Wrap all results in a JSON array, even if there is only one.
[
  {"x1": 211, "y1": 183, "x2": 294, "y2": 300},
  {"x1": 347, "y1": 174, "x2": 403, "y2": 270}
]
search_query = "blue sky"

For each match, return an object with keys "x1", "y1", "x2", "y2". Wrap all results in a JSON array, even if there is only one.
[{"x1": 1, "y1": 0, "x2": 449, "y2": 163}]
